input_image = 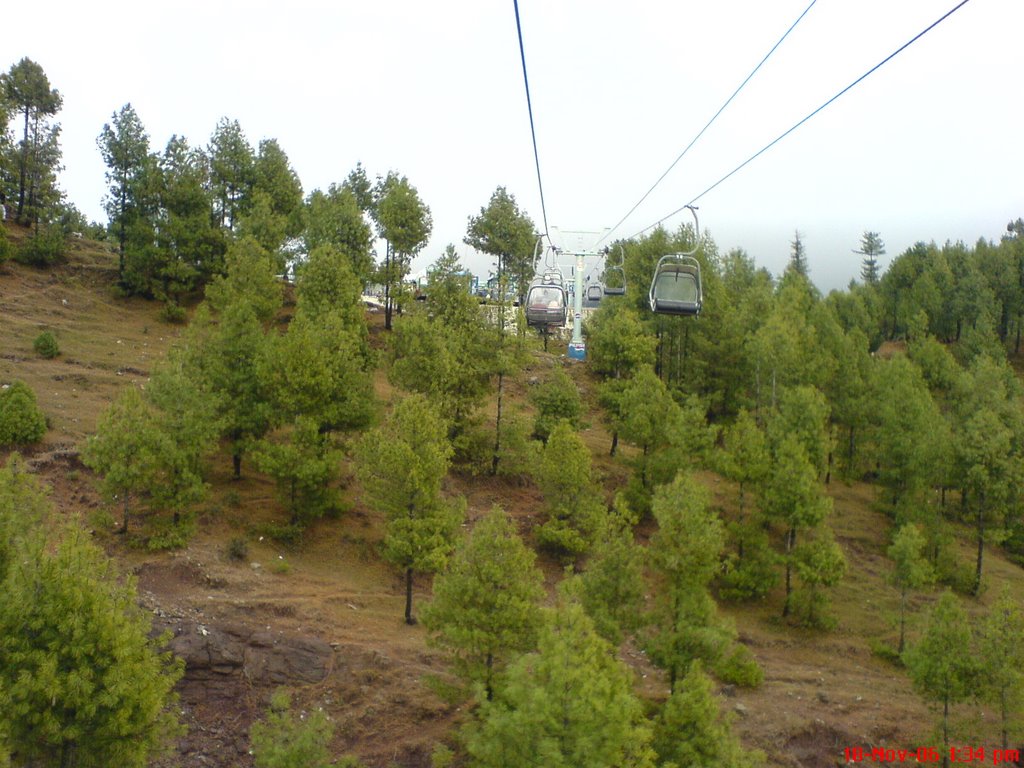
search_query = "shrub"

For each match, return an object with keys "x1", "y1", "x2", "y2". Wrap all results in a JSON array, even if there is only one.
[
  {"x1": 160, "y1": 302, "x2": 187, "y2": 324},
  {"x1": 32, "y1": 331, "x2": 60, "y2": 359},
  {"x1": 227, "y1": 537, "x2": 249, "y2": 561},
  {"x1": 14, "y1": 225, "x2": 65, "y2": 267},
  {"x1": 145, "y1": 513, "x2": 196, "y2": 551},
  {"x1": 0, "y1": 226, "x2": 12, "y2": 264},
  {"x1": 0, "y1": 381, "x2": 47, "y2": 446},
  {"x1": 715, "y1": 643, "x2": 764, "y2": 688}
]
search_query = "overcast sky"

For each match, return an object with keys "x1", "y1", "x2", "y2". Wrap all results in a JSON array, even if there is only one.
[{"x1": 8, "y1": 0, "x2": 1023, "y2": 291}]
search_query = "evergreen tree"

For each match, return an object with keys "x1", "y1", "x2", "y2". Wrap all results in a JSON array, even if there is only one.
[
  {"x1": 0, "y1": 454, "x2": 49, "y2": 581},
  {"x1": 302, "y1": 184, "x2": 374, "y2": 284},
  {"x1": 903, "y1": 592, "x2": 976, "y2": 765},
  {"x1": 533, "y1": 422, "x2": 604, "y2": 558},
  {"x1": 207, "y1": 117, "x2": 254, "y2": 231},
  {"x1": 789, "y1": 527, "x2": 847, "y2": 629},
  {"x1": 253, "y1": 417, "x2": 342, "y2": 526},
  {"x1": 294, "y1": 244, "x2": 370, "y2": 358},
  {"x1": 887, "y1": 523, "x2": 935, "y2": 653},
  {"x1": 464, "y1": 600, "x2": 656, "y2": 768},
  {"x1": 586, "y1": 301, "x2": 657, "y2": 381},
  {"x1": 205, "y1": 235, "x2": 283, "y2": 323},
  {"x1": 80, "y1": 387, "x2": 178, "y2": 533},
  {"x1": 422, "y1": 506, "x2": 544, "y2": 699},
  {"x1": 529, "y1": 367, "x2": 582, "y2": 442},
  {"x1": 788, "y1": 230, "x2": 808, "y2": 276},
  {"x1": 97, "y1": 103, "x2": 151, "y2": 282},
  {"x1": 464, "y1": 187, "x2": 537, "y2": 317},
  {"x1": 374, "y1": 172, "x2": 432, "y2": 330},
  {"x1": 0, "y1": 532, "x2": 183, "y2": 767},
  {"x1": 1, "y1": 58, "x2": 62, "y2": 227},
  {"x1": 652, "y1": 660, "x2": 762, "y2": 768},
  {"x1": 578, "y1": 500, "x2": 645, "y2": 646},
  {"x1": 250, "y1": 690, "x2": 333, "y2": 768},
  {"x1": 978, "y1": 587, "x2": 1024, "y2": 750},
  {"x1": 646, "y1": 473, "x2": 731, "y2": 691},
  {"x1": 855, "y1": 231, "x2": 886, "y2": 285},
  {"x1": 0, "y1": 380, "x2": 47, "y2": 447},
  {"x1": 356, "y1": 395, "x2": 462, "y2": 624}
]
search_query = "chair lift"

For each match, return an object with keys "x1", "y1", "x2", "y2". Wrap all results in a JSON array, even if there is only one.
[
  {"x1": 602, "y1": 245, "x2": 626, "y2": 296},
  {"x1": 649, "y1": 206, "x2": 702, "y2": 316},
  {"x1": 525, "y1": 239, "x2": 568, "y2": 328}
]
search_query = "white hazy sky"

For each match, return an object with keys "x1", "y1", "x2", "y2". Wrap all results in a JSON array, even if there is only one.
[{"x1": 7, "y1": 0, "x2": 1023, "y2": 291}]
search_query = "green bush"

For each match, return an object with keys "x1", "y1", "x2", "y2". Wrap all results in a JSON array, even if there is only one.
[
  {"x1": 32, "y1": 331, "x2": 60, "y2": 359},
  {"x1": 159, "y1": 302, "x2": 187, "y2": 324},
  {"x1": 227, "y1": 537, "x2": 249, "y2": 561},
  {"x1": 0, "y1": 381, "x2": 47, "y2": 446},
  {"x1": 145, "y1": 513, "x2": 196, "y2": 551},
  {"x1": 0, "y1": 226, "x2": 12, "y2": 264},
  {"x1": 14, "y1": 225, "x2": 65, "y2": 267},
  {"x1": 714, "y1": 643, "x2": 764, "y2": 688}
]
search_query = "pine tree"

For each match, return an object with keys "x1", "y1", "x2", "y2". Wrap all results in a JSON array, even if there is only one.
[
  {"x1": 356, "y1": 395, "x2": 462, "y2": 624},
  {"x1": 646, "y1": 473, "x2": 732, "y2": 691},
  {"x1": 855, "y1": 231, "x2": 886, "y2": 285},
  {"x1": 978, "y1": 587, "x2": 1024, "y2": 750},
  {"x1": 790, "y1": 528, "x2": 847, "y2": 629},
  {"x1": 903, "y1": 592, "x2": 976, "y2": 763},
  {"x1": 464, "y1": 600, "x2": 656, "y2": 768},
  {"x1": 0, "y1": 380, "x2": 47, "y2": 447},
  {"x1": 373, "y1": 172, "x2": 432, "y2": 330},
  {"x1": 0, "y1": 454, "x2": 49, "y2": 581},
  {"x1": 530, "y1": 367, "x2": 582, "y2": 442},
  {"x1": 205, "y1": 235, "x2": 283, "y2": 323},
  {"x1": 422, "y1": 506, "x2": 544, "y2": 699},
  {"x1": 0, "y1": 532, "x2": 183, "y2": 767},
  {"x1": 887, "y1": 523, "x2": 935, "y2": 653},
  {"x1": 788, "y1": 230, "x2": 808, "y2": 276},
  {"x1": 249, "y1": 690, "x2": 333, "y2": 768},
  {"x1": 533, "y1": 422, "x2": 604, "y2": 558},
  {"x1": 652, "y1": 661, "x2": 762, "y2": 768}
]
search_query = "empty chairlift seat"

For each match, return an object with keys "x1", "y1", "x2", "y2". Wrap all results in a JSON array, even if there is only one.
[{"x1": 649, "y1": 255, "x2": 702, "y2": 316}]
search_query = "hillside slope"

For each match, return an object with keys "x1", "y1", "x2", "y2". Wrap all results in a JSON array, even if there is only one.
[{"x1": 2, "y1": 235, "x2": 1023, "y2": 767}]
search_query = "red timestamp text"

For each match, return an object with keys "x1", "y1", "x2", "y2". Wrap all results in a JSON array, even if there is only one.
[{"x1": 844, "y1": 746, "x2": 1021, "y2": 764}]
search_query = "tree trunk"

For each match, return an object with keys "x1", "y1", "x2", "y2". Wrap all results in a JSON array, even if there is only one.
[
  {"x1": 121, "y1": 492, "x2": 130, "y2": 534},
  {"x1": 17, "y1": 107, "x2": 29, "y2": 223},
  {"x1": 942, "y1": 698, "x2": 950, "y2": 768},
  {"x1": 609, "y1": 430, "x2": 618, "y2": 457},
  {"x1": 404, "y1": 567, "x2": 416, "y2": 625},
  {"x1": 491, "y1": 370, "x2": 504, "y2": 476},
  {"x1": 974, "y1": 495, "x2": 985, "y2": 596},
  {"x1": 384, "y1": 241, "x2": 393, "y2": 331},
  {"x1": 847, "y1": 425, "x2": 856, "y2": 476},
  {"x1": 898, "y1": 586, "x2": 907, "y2": 654},
  {"x1": 782, "y1": 527, "x2": 795, "y2": 617},
  {"x1": 485, "y1": 652, "x2": 494, "y2": 702},
  {"x1": 232, "y1": 452, "x2": 242, "y2": 480}
]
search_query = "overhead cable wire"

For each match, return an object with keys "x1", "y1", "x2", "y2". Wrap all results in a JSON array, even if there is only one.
[
  {"x1": 513, "y1": 0, "x2": 551, "y2": 239},
  {"x1": 629, "y1": 0, "x2": 974, "y2": 242},
  {"x1": 598, "y1": 0, "x2": 818, "y2": 248}
]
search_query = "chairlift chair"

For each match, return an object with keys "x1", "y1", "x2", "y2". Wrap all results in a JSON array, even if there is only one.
[
  {"x1": 648, "y1": 205, "x2": 702, "y2": 316},
  {"x1": 525, "y1": 269, "x2": 568, "y2": 327},
  {"x1": 602, "y1": 245, "x2": 626, "y2": 296}
]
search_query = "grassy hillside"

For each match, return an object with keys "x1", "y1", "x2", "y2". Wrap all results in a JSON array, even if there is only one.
[{"x1": 2, "y1": 229, "x2": 1023, "y2": 767}]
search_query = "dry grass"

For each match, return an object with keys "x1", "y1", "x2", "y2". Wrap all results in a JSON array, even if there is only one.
[{"x1": 3, "y1": 229, "x2": 1024, "y2": 767}]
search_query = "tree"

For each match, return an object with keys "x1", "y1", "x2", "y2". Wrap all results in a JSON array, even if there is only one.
[
  {"x1": 247, "y1": 138, "x2": 303, "y2": 253},
  {"x1": 887, "y1": 523, "x2": 935, "y2": 653},
  {"x1": 652, "y1": 661, "x2": 761, "y2": 768},
  {"x1": 464, "y1": 187, "x2": 537, "y2": 321},
  {"x1": 0, "y1": 380, "x2": 47, "y2": 447},
  {"x1": 2, "y1": 58, "x2": 62, "y2": 226},
  {"x1": 260, "y1": 309, "x2": 374, "y2": 434},
  {"x1": 856, "y1": 231, "x2": 886, "y2": 285},
  {"x1": 374, "y1": 172, "x2": 432, "y2": 330},
  {"x1": 97, "y1": 104, "x2": 151, "y2": 282},
  {"x1": 294, "y1": 244, "x2": 370, "y2": 358},
  {"x1": 253, "y1": 417, "x2": 342, "y2": 526},
  {"x1": 762, "y1": 434, "x2": 831, "y2": 617},
  {"x1": 578, "y1": 500, "x2": 645, "y2": 646},
  {"x1": 533, "y1": 422, "x2": 604, "y2": 558},
  {"x1": 529, "y1": 367, "x2": 582, "y2": 442},
  {"x1": 302, "y1": 185, "x2": 373, "y2": 284},
  {"x1": 789, "y1": 528, "x2": 847, "y2": 629},
  {"x1": 788, "y1": 230, "x2": 808, "y2": 276},
  {"x1": 205, "y1": 235, "x2": 283, "y2": 323},
  {"x1": 646, "y1": 473, "x2": 731, "y2": 691},
  {"x1": 0, "y1": 531, "x2": 182, "y2": 767},
  {"x1": 249, "y1": 689, "x2": 333, "y2": 768},
  {"x1": 0, "y1": 454, "x2": 49, "y2": 582},
  {"x1": 586, "y1": 301, "x2": 657, "y2": 381},
  {"x1": 208, "y1": 117, "x2": 254, "y2": 231},
  {"x1": 80, "y1": 387, "x2": 180, "y2": 533},
  {"x1": 464, "y1": 600, "x2": 656, "y2": 768},
  {"x1": 978, "y1": 587, "x2": 1024, "y2": 750},
  {"x1": 903, "y1": 592, "x2": 976, "y2": 765},
  {"x1": 422, "y1": 506, "x2": 544, "y2": 699},
  {"x1": 356, "y1": 395, "x2": 462, "y2": 624}
]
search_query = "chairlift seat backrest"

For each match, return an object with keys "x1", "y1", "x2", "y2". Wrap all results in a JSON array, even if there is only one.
[{"x1": 649, "y1": 255, "x2": 702, "y2": 316}]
